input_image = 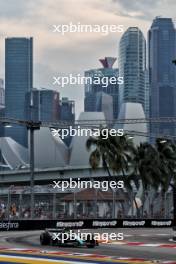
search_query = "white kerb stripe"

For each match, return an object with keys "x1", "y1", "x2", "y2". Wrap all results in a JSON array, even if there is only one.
[{"x1": 0, "y1": 254, "x2": 98, "y2": 264}]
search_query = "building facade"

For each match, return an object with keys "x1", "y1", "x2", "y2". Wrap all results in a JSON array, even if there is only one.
[
  {"x1": 118, "y1": 27, "x2": 146, "y2": 113},
  {"x1": 0, "y1": 79, "x2": 4, "y2": 107},
  {"x1": 26, "y1": 88, "x2": 60, "y2": 122},
  {"x1": 0, "y1": 79, "x2": 5, "y2": 150},
  {"x1": 149, "y1": 17, "x2": 176, "y2": 139},
  {"x1": 59, "y1": 97, "x2": 75, "y2": 146},
  {"x1": 59, "y1": 97, "x2": 75, "y2": 121},
  {"x1": 5, "y1": 37, "x2": 33, "y2": 147},
  {"x1": 144, "y1": 69, "x2": 150, "y2": 119},
  {"x1": 95, "y1": 92, "x2": 113, "y2": 122},
  {"x1": 84, "y1": 57, "x2": 119, "y2": 120}
]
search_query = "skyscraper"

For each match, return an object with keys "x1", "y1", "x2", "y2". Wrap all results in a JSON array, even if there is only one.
[
  {"x1": 149, "y1": 17, "x2": 176, "y2": 138},
  {"x1": 95, "y1": 92, "x2": 113, "y2": 122},
  {"x1": 59, "y1": 97, "x2": 75, "y2": 146},
  {"x1": 59, "y1": 97, "x2": 75, "y2": 121},
  {"x1": 0, "y1": 79, "x2": 5, "y2": 139},
  {"x1": 118, "y1": 27, "x2": 146, "y2": 113},
  {"x1": 84, "y1": 57, "x2": 119, "y2": 120},
  {"x1": 26, "y1": 88, "x2": 60, "y2": 122},
  {"x1": 0, "y1": 79, "x2": 4, "y2": 107},
  {"x1": 144, "y1": 69, "x2": 150, "y2": 119},
  {"x1": 5, "y1": 37, "x2": 33, "y2": 147}
]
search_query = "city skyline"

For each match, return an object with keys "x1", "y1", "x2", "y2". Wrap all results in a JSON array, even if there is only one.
[
  {"x1": 0, "y1": 0, "x2": 176, "y2": 116},
  {"x1": 0, "y1": 18, "x2": 176, "y2": 123}
]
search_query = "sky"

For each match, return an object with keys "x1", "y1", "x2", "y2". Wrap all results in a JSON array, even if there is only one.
[{"x1": 0, "y1": 0, "x2": 176, "y2": 117}]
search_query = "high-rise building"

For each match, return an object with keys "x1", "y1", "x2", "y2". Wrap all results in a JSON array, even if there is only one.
[
  {"x1": 0, "y1": 79, "x2": 4, "y2": 107},
  {"x1": 144, "y1": 69, "x2": 150, "y2": 119},
  {"x1": 5, "y1": 37, "x2": 33, "y2": 147},
  {"x1": 26, "y1": 88, "x2": 60, "y2": 122},
  {"x1": 59, "y1": 97, "x2": 75, "y2": 121},
  {"x1": 0, "y1": 79, "x2": 5, "y2": 139},
  {"x1": 59, "y1": 97, "x2": 75, "y2": 146},
  {"x1": 149, "y1": 17, "x2": 176, "y2": 139},
  {"x1": 95, "y1": 92, "x2": 113, "y2": 122},
  {"x1": 84, "y1": 57, "x2": 119, "y2": 120},
  {"x1": 118, "y1": 27, "x2": 146, "y2": 113}
]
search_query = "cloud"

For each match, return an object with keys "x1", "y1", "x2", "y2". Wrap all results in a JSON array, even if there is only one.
[
  {"x1": 112, "y1": 0, "x2": 163, "y2": 20},
  {"x1": 113, "y1": 0, "x2": 161, "y2": 10},
  {"x1": 0, "y1": 1, "x2": 37, "y2": 19},
  {"x1": 0, "y1": 0, "x2": 176, "y2": 116}
]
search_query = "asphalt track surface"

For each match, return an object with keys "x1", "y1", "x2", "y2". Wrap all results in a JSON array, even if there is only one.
[{"x1": 0, "y1": 228, "x2": 176, "y2": 262}]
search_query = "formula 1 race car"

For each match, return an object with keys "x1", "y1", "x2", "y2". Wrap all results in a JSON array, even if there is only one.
[{"x1": 40, "y1": 228, "x2": 98, "y2": 248}]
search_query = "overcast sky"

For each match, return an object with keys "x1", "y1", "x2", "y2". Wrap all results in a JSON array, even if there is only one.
[{"x1": 0, "y1": 0, "x2": 176, "y2": 117}]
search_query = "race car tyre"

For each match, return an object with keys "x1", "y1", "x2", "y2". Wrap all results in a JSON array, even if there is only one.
[
  {"x1": 86, "y1": 244, "x2": 95, "y2": 248},
  {"x1": 49, "y1": 239, "x2": 54, "y2": 246},
  {"x1": 40, "y1": 235, "x2": 49, "y2": 246},
  {"x1": 73, "y1": 241, "x2": 81, "y2": 247}
]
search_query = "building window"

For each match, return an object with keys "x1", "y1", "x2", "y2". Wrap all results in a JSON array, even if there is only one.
[{"x1": 162, "y1": 30, "x2": 169, "y2": 41}]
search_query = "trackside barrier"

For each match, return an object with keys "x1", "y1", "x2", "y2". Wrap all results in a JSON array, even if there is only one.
[{"x1": 0, "y1": 219, "x2": 174, "y2": 231}]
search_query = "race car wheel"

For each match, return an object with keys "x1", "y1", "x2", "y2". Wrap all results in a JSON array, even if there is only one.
[
  {"x1": 87, "y1": 244, "x2": 95, "y2": 248},
  {"x1": 40, "y1": 235, "x2": 49, "y2": 245},
  {"x1": 49, "y1": 238, "x2": 55, "y2": 246},
  {"x1": 73, "y1": 241, "x2": 81, "y2": 247}
]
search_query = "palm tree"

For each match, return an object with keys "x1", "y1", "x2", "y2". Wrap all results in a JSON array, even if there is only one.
[
  {"x1": 130, "y1": 142, "x2": 165, "y2": 218},
  {"x1": 155, "y1": 139, "x2": 176, "y2": 240},
  {"x1": 155, "y1": 139, "x2": 176, "y2": 189},
  {"x1": 131, "y1": 142, "x2": 162, "y2": 189},
  {"x1": 86, "y1": 129, "x2": 176, "y2": 226},
  {"x1": 171, "y1": 59, "x2": 176, "y2": 240},
  {"x1": 86, "y1": 132, "x2": 135, "y2": 183},
  {"x1": 132, "y1": 138, "x2": 176, "y2": 239},
  {"x1": 86, "y1": 131, "x2": 137, "y2": 216}
]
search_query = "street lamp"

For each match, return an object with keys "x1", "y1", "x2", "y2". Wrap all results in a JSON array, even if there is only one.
[{"x1": 26, "y1": 121, "x2": 41, "y2": 219}]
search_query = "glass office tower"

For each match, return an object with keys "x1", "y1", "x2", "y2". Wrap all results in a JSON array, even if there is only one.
[
  {"x1": 144, "y1": 69, "x2": 150, "y2": 119},
  {"x1": 5, "y1": 37, "x2": 33, "y2": 147},
  {"x1": 149, "y1": 17, "x2": 176, "y2": 139},
  {"x1": 0, "y1": 79, "x2": 5, "y2": 139},
  {"x1": 59, "y1": 97, "x2": 75, "y2": 121},
  {"x1": 95, "y1": 91, "x2": 113, "y2": 122},
  {"x1": 84, "y1": 57, "x2": 119, "y2": 120},
  {"x1": 26, "y1": 88, "x2": 60, "y2": 122},
  {"x1": 118, "y1": 27, "x2": 146, "y2": 113},
  {"x1": 59, "y1": 97, "x2": 75, "y2": 146}
]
